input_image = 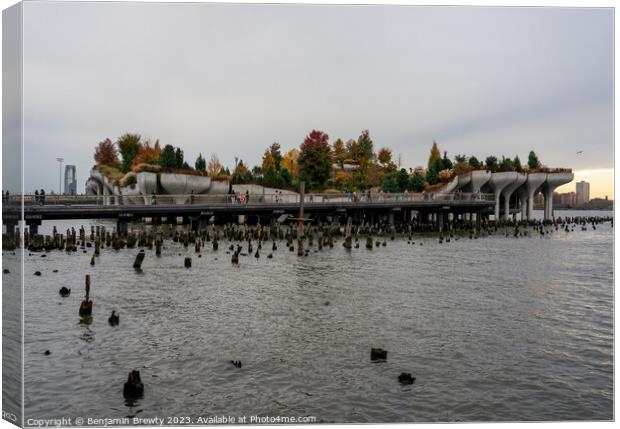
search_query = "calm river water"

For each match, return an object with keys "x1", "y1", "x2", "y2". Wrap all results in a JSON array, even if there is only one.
[{"x1": 3, "y1": 210, "x2": 613, "y2": 423}]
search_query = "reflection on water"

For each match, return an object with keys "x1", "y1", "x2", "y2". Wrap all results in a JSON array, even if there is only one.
[{"x1": 3, "y1": 210, "x2": 612, "y2": 422}]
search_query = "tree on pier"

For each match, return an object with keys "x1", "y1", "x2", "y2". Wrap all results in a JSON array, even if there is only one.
[
  {"x1": 513, "y1": 156, "x2": 523, "y2": 172},
  {"x1": 195, "y1": 153, "x2": 206, "y2": 171},
  {"x1": 174, "y1": 148, "x2": 184, "y2": 169},
  {"x1": 207, "y1": 154, "x2": 223, "y2": 178},
  {"x1": 356, "y1": 130, "x2": 374, "y2": 162},
  {"x1": 94, "y1": 138, "x2": 120, "y2": 167},
  {"x1": 159, "y1": 145, "x2": 177, "y2": 169},
  {"x1": 117, "y1": 133, "x2": 142, "y2": 173},
  {"x1": 332, "y1": 139, "x2": 347, "y2": 168},
  {"x1": 499, "y1": 156, "x2": 513, "y2": 171},
  {"x1": 281, "y1": 149, "x2": 300, "y2": 180},
  {"x1": 232, "y1": 160, "x2": 249, "y2": 184},
  {"x1": 261, "y1": 151, "x2": 276, "y2": 172},
  {"x1": 485, "y1": 156, "x2": 498, "y2": 171},
  {"x1": 468, "y1": 156, "x2": 481, "y2": 169},
  {"x1": 268, "y1": 143, "x2": 283, "y2": 171},
  {"x1": 396, "y1": 168, "x2": 410, "y2": 191},
  {"x1": 131, "y1": 143, "x2": 160, "y2": 168},
  {"x1": 298, "y1": 130, "x2": 332, "y2": 190},
  {"x1": 528, "y1": 151, "x2": 541, "y2": 170},
  {"x1": 377, "y1": 147, "x2": 394, "y2": 168},
  {"x1": 427, "y1": 140, "x2": 441, "y2": 171},
  {"x1": 409, "y1": 171, "x2": 426, "y2": 192}
]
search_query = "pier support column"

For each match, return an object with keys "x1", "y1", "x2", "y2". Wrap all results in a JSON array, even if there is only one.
[
  {"x1": 4, "y1": 221, "x2": 17, "y2": 237},
  {"x1": 117, "y1": 219, "x2": 128, "y2": 236},
  {"x1": 26, "y1": 220, "x2": 41, "y2": 237},
  {"x1": 419, "y1": 211, "x2": 429, "y2": 225},
  {"x1": 543, "y1": 190, "x2": 553, "y2": 220},
  {"x1": 117, "y1": 213, "x2": 132, "y2": 237},
  {"x1": 540, "y1": 172, "x2": 573, "y2": 220},
  {"x1": 437, "y1": 211, "x2": 444, "y2": 232}
]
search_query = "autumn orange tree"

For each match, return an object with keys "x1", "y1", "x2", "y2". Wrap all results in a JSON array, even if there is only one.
[
  {"x1": 207, "y1": 154, "x2": 222, "y2": 179},
  {"x1": 131, "y1": 143, "x2": 160, "y2": 168},
  {"x1": 281, "y1": 149, "x2": 299, "y2": 180},
  {"x1": 94, "y1": 138, "x2": 120, "y2": 167}
]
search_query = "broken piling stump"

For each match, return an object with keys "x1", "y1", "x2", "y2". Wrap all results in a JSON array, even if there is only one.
[
  {"x1": 123, "y1": 370, "x2": 144, "y2": 399},
  {"x1": 370, "y1": 347, "x2": 387, "y2": 361},
  {"x1": 133, "y1": 250, "x2": 145, "y2": 270},
  {"x1": 78, "y1": 275, "x2": 93, "y2": 317}
]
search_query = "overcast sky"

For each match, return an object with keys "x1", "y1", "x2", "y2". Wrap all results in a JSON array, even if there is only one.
[{"x1": 9, "y1": 2, "x2": 614, "y2": 196}]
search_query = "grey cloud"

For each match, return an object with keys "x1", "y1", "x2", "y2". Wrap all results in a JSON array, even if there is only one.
[{"x1": 13, "y1": 2, "x2": 613, "y2": 193}]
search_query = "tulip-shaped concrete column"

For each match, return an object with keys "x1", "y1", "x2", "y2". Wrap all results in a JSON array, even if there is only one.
[
  {"x1": 522, "y1": 172, "x2": 547, "y2": 220},
  {"x1": 487, "y1": 172, "x2": 518, "y2": 220},
  {"x1": 516, "y1": 187, "x2": 528, "y2": 220},
  {"x1": 457, "y1": 173, "x2": 471, "y2": 190},
  {"x1": 501, "y1": 172, "x2": 527, "y2": 220},
  {"x1": 541, "y1": 172, "x2": 574, "y2": 220},
  {"x1": 469, "y1": 170, "x2": 492, "y2": 193}
]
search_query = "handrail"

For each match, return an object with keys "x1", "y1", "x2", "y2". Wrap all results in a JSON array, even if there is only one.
[{"x1": 6, "y1": 191, "x2": 495, "y2": 207}]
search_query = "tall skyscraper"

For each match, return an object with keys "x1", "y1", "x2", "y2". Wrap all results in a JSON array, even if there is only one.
[
  {"x1": 64, "y1": 165, "x2": 77, "y2": 195},
  {"x1": 576, "y1": 180, "x2": 590, "y2": 205}
]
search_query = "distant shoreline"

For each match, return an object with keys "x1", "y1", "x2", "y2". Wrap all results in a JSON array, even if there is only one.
[{"x1": 534, "y1": 207, "x2": 614, "y2": 211}]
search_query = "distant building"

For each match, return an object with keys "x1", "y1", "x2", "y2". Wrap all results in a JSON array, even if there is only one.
[
  {"x1": 534, "y1": 193, "x2": 544, "y2": 206},
  {"x1": 64, "y1": 165, "x2": 77, "y2": 195},
  {"x1": 553, "y1": 192, "x2": 576, "y2": 207},
  {"x1": 576, "y1": 181, "x2": 590, "y2": 205}
]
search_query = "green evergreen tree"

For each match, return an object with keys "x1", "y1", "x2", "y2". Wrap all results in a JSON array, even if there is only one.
[
  {"x1": 441, "y1": 151, "x2": 453, "y2": 170},
  {"x1": 195, "y1": 153, "x2": 206, "y2": 171},
  {"x1": 485, "y1": 156, "x2": 498, "y2": 171},
  {"x1": 175, "y1": 147, "x2": 184, "y2": 169},
  {"x1": 499, "y1": 156, "x2": 513, "y2": 171},
  {"x1": 409, "y1": 172, "x2": 426, "y2": 192},
  {"x1": 396, "y1": 168, "x2": 410, "y2": 192},
  {"x1": 280, "y1": 168, "x2": 292, "y2": 187},
  {"x1": 116, "y1": 133, "x2": 142, "y2": 173},
  {"x1": 528, "y1": 151, "x2": 541, "y2": 170},
  {"x1": 160, "y1": 145, "x2": 177, "y2": 168},
  {"x1": 468, "y1": 156, "x2": 481, "y2": 169},
  {"x1": 381, "y1": 172, "x2": 398, "y2": 193},
  {"x1": 356, "y1": 129, "x2": 374, "y2": 161},
  {"x1": 262, "y1": 165, "x2": 277, "y2": 188}
]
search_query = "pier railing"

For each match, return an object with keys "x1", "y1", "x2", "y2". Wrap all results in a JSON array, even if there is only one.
[{"x1": 8, "y1": 192, "x2": 495, "y2": 207}]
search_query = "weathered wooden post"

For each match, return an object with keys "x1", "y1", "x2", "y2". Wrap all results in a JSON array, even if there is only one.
[
  {"x1": 79, "y1": 275, "x2": 93, "y2": 317},
  {"x1": 155, "y1": 238, "x2": 162, "y2": 256},
  {"x1": 133, "y1": 249, "x2": 145, "y2": 270}
]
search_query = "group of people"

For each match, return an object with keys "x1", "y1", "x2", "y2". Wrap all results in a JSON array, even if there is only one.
[
  {"x1": 33, "y1": 189, "x2": 46, "y2": 205},
  {"x1": 230, "y1": 190, "x2": 251, "y2": 204}
]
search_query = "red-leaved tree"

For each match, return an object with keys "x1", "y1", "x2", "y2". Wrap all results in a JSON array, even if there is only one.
[
  {"x1": 298, "y1": 130, "x2": 332, "y2": 190},
  {"x1": 94, "y1": 138, "x2": 120, "y2": 166}
]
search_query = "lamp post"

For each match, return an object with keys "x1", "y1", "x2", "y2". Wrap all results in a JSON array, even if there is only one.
[{"x1": 56, "y1": 157, "x2": 64, "y2": 195}]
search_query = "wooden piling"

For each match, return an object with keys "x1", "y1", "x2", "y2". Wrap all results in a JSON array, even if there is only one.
[{"x1": 133, "y1": 250, "x2": 145, "y2": 269}]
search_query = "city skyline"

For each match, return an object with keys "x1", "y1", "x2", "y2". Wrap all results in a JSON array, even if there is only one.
[{"x1": 3, "y1": 2, "x2": 613, "y2": 199}]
